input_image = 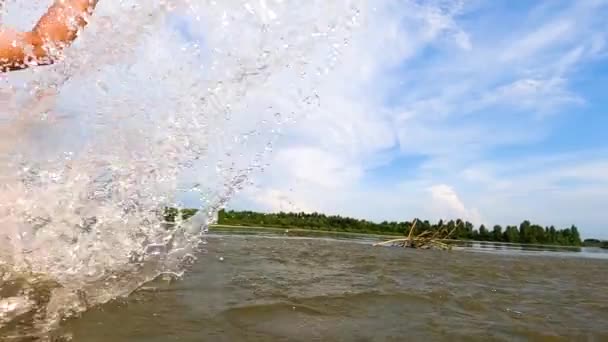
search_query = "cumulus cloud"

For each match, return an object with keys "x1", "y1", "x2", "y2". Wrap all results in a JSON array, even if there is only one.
[
  {"x1": 428, "y1": 184, "x2": 482, "y2": 224},
  {"x1": 273, "y1": 147, "x2": 364, "y2": 189},
  {"x1": 249, "y1": 188, "x2": 316, "y2": 213}
]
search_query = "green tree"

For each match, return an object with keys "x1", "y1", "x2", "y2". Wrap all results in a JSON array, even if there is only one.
[
  {"x1": 519, "y1": 220, "x2": 534, "y2": 243},
  {"x1": 569, "y1": 225, "x2": 582, "y2": 246},
  {"x1": 503, "y1": 226, "x2": 519, "y2": 243},
  {"x1": 548, "y1": 226, "x2": 557, "y2": 243},
  {"x1": 492, "y1": 225, "x2": 503, "y2": 242},
  {"x1": 479, "y1": 224, "x2": 490, "y2": 241},
  {"x1": 464, "y1": 221, "x2": 475, "y2": 239},
  {"x1": 531, "y1": 224, "x2": 545, "y2": 244}
]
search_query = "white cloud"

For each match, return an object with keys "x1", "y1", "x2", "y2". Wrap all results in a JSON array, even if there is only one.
[
  {"x1": 452, "y1": 152, "x2": 608, "y2": 231},
  {"x1": 250, "y1": 188, "x2": 315, "y2": 213},
  {"x1": 479, "y1": 77, "x2": 584, "y2": 115},
  {"x1": 272, "y1": 147, "x2": 363, "y2": 189},
  {"x1": 500, "y1": 19, "x2": 574, "y2": 63},
  {"x1": 428, "y1": 184, "x2": 482, "y2": 224}
]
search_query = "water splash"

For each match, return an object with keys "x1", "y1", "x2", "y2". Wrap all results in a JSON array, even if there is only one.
[{"x1": 0, "y1": 0, "x2": 363, "y2": 338}]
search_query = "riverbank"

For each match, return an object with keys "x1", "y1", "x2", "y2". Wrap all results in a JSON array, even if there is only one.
[
  {"x1": 209, "y1": 224, "x2": 400, "y2": 239},
  {"x1": 214, "y1": 210, "x2": 585, "y2": 247},
  {"x1": 164, "y1": 208, "x2": 594, "y2": 247},
  {"x1": 208, "y1": 224, "x2": 589, "y2": 250}
]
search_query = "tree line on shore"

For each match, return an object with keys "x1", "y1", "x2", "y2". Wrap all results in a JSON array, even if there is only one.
[
  {"x1": 212, "y1": 210, "x2": 587, "y2": 246},
  {"x1": 582, "y1": 239, "x2": 608, "y2": 248},
  {"x1": 162, "y1": 208, "x2": 605, "y2": 247}
]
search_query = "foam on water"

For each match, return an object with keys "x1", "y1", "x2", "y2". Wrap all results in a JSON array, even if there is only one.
[{"x1": 0, "y1": 0, "x2": 363, "y2": 338}]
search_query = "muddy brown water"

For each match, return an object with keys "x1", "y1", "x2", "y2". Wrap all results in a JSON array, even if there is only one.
[{"x1": 44, "y1": 230, "x2": 607, "y2": 342}]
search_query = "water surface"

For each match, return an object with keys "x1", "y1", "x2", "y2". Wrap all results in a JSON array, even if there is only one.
[{"x1": 58, "y1": 232, "x2": 608, "y2": 341}]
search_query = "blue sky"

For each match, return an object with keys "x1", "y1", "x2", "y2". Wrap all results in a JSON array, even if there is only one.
[{"x1": 229, "y1": 0, "x2": 608, "y2": 239}]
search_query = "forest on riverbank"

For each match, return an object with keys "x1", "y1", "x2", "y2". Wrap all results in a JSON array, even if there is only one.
[
  {"x1": 216, "y1": 210, "x2": 583, "y2": 246},
  {"x1": 163, "y1": 208, "x2": 596, "y2": 247}
]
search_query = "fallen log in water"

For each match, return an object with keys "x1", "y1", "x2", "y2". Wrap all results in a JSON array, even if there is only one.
[{"x1": 373, "y1": 219, "x2": 458, "y2": 250}]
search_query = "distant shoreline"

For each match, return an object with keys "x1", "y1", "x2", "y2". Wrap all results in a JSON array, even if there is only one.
[
  {"x1": 209, "y1": 223, "x2": 400, "y2": 239},
  {"x1": 162, "y1": 208, "x2": 604, "y2": 248},
  {"x1": 208, "y1": 224, "x2": 596, "y2": 250}
]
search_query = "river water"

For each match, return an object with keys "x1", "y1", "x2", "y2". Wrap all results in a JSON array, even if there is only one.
[{"x1": 52, "y1": 230, "x2": 608, "y2": 341}]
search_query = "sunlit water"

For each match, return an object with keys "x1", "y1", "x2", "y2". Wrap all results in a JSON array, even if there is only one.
[
  {"x1": 0, "y1": 1, "x2": 363, "y2": 339},
  {"x1": 55, "y1": 231, "x2": 608, "y2": 341}
]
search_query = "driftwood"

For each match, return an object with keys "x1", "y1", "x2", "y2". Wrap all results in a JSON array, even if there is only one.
[{"x1": 373, "y1": 219, "x2": 459, "y2": 250}]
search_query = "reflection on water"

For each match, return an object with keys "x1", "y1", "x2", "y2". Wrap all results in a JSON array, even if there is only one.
[
  {"x1": 57, "y1": 232, "x2": 608, "y2": 341},
  {"x1": 452, "y1": 240, "x2": 608, "y2": 260},
  {"x1": 212, "y1": 226, "x2": 608, "y2": 259}
]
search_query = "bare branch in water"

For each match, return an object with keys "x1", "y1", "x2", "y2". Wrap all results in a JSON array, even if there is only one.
[{"x1": 373, "y1": 219, "x2": 461, "y2": 251}]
